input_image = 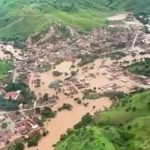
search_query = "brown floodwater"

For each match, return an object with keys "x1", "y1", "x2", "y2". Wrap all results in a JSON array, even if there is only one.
[
  {"x1": 27, "y1": 45, "x2": 150, "y2": 150},
  {"x1": 25, "y1": 98, "x2": 112, "y2": 150}
]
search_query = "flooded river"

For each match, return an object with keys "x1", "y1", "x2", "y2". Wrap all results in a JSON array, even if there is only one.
[
  {"x1": 26, "y1": 42, "x2": 150, "y2": 150},
  {"x1": 26, "y1": 98, "x2": 112, "y2": 150}
]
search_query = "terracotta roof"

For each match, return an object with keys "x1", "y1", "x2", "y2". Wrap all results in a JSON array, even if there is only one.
[{"x1": 4, "y1": 91, "x2": 21, "y2": 100}]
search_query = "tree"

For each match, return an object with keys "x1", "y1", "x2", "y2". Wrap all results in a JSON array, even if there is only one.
[
  {"x1": 43, "y1": 93, "x2": 49, "y2": 101},
  {"x1": 74, "y1": 113, "x2": 93, "y2": 129},
  {"x1": 28, "y1": 133, "x2": 41, "y2": 147},
  {"x1": 1, "y1": 122, "x2": 7, "y2": 129},
  {"x1": 8, "y1": 142, "x2": 24, "y2": 150},
  {"x1": 35, "y1": 107, "x2": 41, "y2": 114},
  {"x1": 147, "y1": 102, "x2": 150, "y2": 109},
  {"x1": 58, "y1": 103, "x2": 73, "y2": 111},
  {"x1": 52, "y1": 71, "x2": 62, "y2": 76},
  {"x1": 71, "y1": 71, "x2": 76, "y2": 76},
  {"x1": 36, "y1": 119, "x2": 44, "y2": 127}
]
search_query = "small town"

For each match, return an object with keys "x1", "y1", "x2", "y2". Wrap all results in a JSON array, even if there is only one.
[{"x1": 0, "y1": 11, "x2": 150, "y2": 150}]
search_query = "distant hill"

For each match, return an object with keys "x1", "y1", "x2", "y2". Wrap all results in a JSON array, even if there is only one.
[
  {"x1": 111, "y1": 0, "x2": 150, "y2": 13},
  {"x1": 0, "y1": 0, "x2": 149, "y2": 42}
]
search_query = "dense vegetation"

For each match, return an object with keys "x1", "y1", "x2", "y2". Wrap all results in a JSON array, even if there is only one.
[
  {"x1": 78, "y1": 53, "x2": 99, "y2": 66},
  {"x1": 0, "y1": 0, "x2": 149, "y2": 42},
  {"x1": 55, "y1": 90, "x2": 150, "y2": 150},
  {"x1": 82, "y1": 89, "x2": 102, "y2": 100},
  {"x1": 27, "y1": 133, "x2": 42, "y2": 147},
  {"x1": 0, "y1": 98, "x2": 19, "y2": 111},
  {"x1": 4, "y1": 82, "x2": 36, "y2": 108},
  {"x1": 0, "y1": 60, "x2": 13, "y2": 79},
  {"x1": 128, "y1": 59, "x2": 150, "y2": 77},
  {"x1": 8, "y1": 142, "x2": 24, "y2": 150},
  {"x1": 41, "y1": 106, "x2": 57, "y2": 120}
]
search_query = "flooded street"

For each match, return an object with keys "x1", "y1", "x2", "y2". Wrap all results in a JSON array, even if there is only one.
[
  {"x1": 29, "y1": 61, "x2": 73, "y2": 97},
  {"x1": 0, "y1": 12, "x2": 148, "y2": 150},
  {"x1": 26, "y1": 98, "x2": 112, "y2": 150},
  {"x1": 25, "y1": 38, "x2": 150, "y2": 149},
  {"x1": 26, "y1": 52, "x2": 150, "y2": 150}
]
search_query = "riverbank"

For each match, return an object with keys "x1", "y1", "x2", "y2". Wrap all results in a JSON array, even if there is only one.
[{"x1": 26, "y1": 97, "x2": 112, "y2": 150}]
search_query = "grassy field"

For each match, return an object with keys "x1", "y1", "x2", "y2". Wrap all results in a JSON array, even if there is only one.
[
  {"x1": 55, "y1": 90, "x2": 150, "y2": 150},
  {"x1": 0, "y1": 0, "x2": 149, "y2": 42},
  {"x1": 94, "y1": 90, "x2": 150, "y2": 125},
  {"x1": 55, "y1": 125, "x2": 116, "y2": 150},
  {"x1": 0, "y1": 0, "x2": 113, "y2": 42},
  {"x1": 111, "y1": 0, "x2": 150, "y2": 13},
  {"x1": 0, "y1": 60, "x2": 13, "y2": 79},
  {"x1": 128, "y1": 59, "x2": 150, "y2": 77}
]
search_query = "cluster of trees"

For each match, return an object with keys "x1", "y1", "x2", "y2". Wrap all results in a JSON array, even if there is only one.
[
  {"x1": 41, "y1": 107, "x2": 56, "y2": 119},
  {"x1": 0, "y1": 98, "x2": 19, "y2": 111},
  {"x1": 82, "y1": 89, "x2": 101, "y2": 100},
  {"x1": 74, "y1": 97, "x2": 82, "y2": 104},
  {"x1": 52, "y1": 71, "x2": 62, "y2": 76},
  {"x1": 1, "y1": 122, "x2": 7, "y2": 129},
  {"x1": 5, "y1": 82, "x2": 28, "y2": 96},
  {"x1": 5, "y1": 82, "x2": 36, "y2": 106},
  {"x1": 106, "y1": 51, "x2": 126, "y2": 60},
  {"x1": 128, "y1": 58, "x2": 150, "y2": 77},
  {"x1": 103, "y1": 91, "x2": 127, "y2": 101},
  {"x1": 74, "y1": 113, "x2": 93, "y2": 129},
  {"x1": 8, "y1": 142, "x2": 24, "y2": 150},
  {"x1": 78, "y1": 53, "x2": 98, "y2": 66},
  {"x1": 135, "y1": 12, "x2": 150, "y2": 25},
  {"x1": 28, "y1": 133, "x2": 41, "y2": 147},
  {"x1": 58, "y1": 103, "x2": 73, "y2": 111}
]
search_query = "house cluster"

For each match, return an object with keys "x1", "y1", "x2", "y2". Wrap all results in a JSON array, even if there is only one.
[
  {"x1": 0, "y1": 129, "x2": 12, "y2": 150},
  {"x1": 62, "y1": 81, "x2": 78, "y2": 96},
  {"x1": 69, "y1": 77, "x2": 90, "y2": 89},
  {"x1": 0, "y1": 44, "x2": 22, "y2": 60},
  {"x1": 24, "y1": 22, "x2": 148, "y2": 77},
  {"x1": 0, "y1": 110, "x2": 43, "y2": 150}
]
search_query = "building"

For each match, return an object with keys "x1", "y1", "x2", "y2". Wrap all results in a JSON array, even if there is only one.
[{"x1": 4, "y1": 90, "x2": 21, "y2": 100}]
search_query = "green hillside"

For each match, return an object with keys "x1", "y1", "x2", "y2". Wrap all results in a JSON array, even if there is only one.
[
  {"x1": 0, "y1": 0, "x2": 149, "y2": 42},
  {"x1": 55, "y1": 90, "x2": 150, "y2": 150},
  {"x1": 0, "y1": 0, "x2": 112, "y2": 42},
  {"x1": 128, "y1": 59, "x2": 150, "y2": 77},
  {"x1": 111, "y1": 0, "x2": 150, "y2": 13}
]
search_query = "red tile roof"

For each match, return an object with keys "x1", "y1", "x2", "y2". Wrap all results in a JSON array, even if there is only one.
[{"x1": 4, "y1": 91, "x2": 20, "y2": 100}]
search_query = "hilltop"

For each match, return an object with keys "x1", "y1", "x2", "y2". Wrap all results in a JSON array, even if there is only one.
[
  {"x1": 0, "y1": 0, "x2": 149, "y2": 42},
  {"x1": 0, "y1": 0, "x2": 112, "y2": 42}
]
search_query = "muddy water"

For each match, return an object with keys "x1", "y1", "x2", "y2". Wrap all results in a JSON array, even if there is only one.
[
  {"x1": 76, "y1": 58, "x2": 135, "y2": 92},
  {"x1": 29, "y1": 61, "x2": 73, "y2": 97},
  {"x1": 26, "y1": 98, "x2": 112, "y2": 150},
  {"x1": 27, "y1": 60, "x2": 113, "y2": 150},
  {"x1": 27, "y1": 51, "x2": 150, "y2": 150}
]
